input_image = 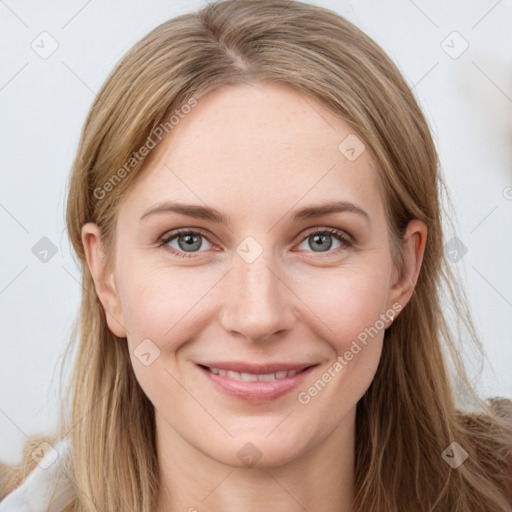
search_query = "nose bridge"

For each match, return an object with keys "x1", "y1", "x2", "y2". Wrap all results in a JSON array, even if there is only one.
[{"x1": 220, "y1": 242, "x2": 295, "y2": 341}]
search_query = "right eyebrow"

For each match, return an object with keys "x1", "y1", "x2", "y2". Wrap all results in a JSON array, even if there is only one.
[{"x1": 140, "y1": 201, "x2": 230, "y2": 224}]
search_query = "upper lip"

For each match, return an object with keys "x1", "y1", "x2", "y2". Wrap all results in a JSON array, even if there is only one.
[{"x1": 197, "y1": 361, "x2": 316, "y2": 374}]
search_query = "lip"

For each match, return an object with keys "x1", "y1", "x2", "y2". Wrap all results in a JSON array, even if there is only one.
[
  {"x1": 196, "y1": 362, "x2": 318, "y2": 402},
  {"x1": 196, "y1": 361, "x2": 314, "y2": 374}
]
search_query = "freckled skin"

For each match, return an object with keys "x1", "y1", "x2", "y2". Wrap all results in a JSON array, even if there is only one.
[{"x1": 82, "y1": 82, "x2": 427, "y2": 512}]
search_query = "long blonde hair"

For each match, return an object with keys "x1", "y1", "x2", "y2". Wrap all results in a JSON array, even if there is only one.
[{"x1": 7, "y1": 1, "x2": 512, "y2": 510}]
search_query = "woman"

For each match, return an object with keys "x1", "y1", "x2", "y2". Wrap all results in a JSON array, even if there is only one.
[{"x1": 1, "y1": 0, "x2": 511, "y2": 510}]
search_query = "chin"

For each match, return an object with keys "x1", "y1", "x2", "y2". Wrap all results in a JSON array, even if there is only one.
[{"x1": 202, "y1": 424, "x2": 316, "y2": 469}]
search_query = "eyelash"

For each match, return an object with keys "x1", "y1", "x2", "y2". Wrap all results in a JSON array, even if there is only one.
[{"x1": 157, "y1": 227, "x2": 353, "y2": 259}]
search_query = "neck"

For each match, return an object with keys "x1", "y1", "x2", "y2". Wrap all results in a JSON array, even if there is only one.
[{"x1": 155, "y1": 408, "x2": 357, "y2": 512}]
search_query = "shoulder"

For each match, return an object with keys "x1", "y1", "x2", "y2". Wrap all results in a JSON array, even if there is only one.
[
  {"x1": 0, "y1": 438, "x2": 70, "y2": 512},
  {"x1": 491, "y1": 398, "x2": 512, "y2": 505},
  {"x1": 463, "y1": 397, "x2": 512, "y2": 506}
]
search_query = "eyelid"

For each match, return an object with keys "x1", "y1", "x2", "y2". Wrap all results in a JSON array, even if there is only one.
[
  {"x1": 160, "y1": 226, "x2": 213, "y2": 243},
  {"x1": 299, "y1": 226, "x2": 353, "y2": 245},
  {"x1": 159, "y1": 225, "x2": 226, "y2": 247}
]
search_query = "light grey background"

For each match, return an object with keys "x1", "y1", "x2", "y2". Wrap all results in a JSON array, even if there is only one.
[{"x1": 1, "y1": 0, "x2": 511, "y2": 464}]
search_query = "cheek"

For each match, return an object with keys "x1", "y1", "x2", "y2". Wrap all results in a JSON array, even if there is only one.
[
  {"x1": 293, "y1": 269, "x2": 388, "y2": 412},
  {"x1": 117, "y1": 262, "x2": 218, "y2": 348},
  {"x1": 292, "y1": 263, "x2": 391, "y2": 345},
  {"x1": 118, "y1": 266, "x2": 207, "y2": 403}
]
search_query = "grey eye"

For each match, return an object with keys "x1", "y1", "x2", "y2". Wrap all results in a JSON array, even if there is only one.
[
  {"x1": 298, "y1": 233, "x2": 342, "y2": 253},
  {"x1": 166, "y1": 232, "x2": 212, "y2": 253}
]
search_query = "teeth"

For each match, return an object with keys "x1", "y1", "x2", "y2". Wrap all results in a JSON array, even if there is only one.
[
  {"x1": 258, "y1": 373, "x2": 276, "y2": 382},
  {"x1": 240, "y1": 372, "x2": 258, "y2": 382},
  {"x1": 207, "y1": 367, "x2": 301, "y2": 380}
]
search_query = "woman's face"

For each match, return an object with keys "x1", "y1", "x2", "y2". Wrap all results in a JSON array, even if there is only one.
[{"x1": 83, "y1": 82, "x2": 425, "y2": 468}]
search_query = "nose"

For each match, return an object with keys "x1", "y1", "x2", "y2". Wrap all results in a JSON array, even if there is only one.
[{"x1": 219, "y1": 246, "x2": 297, "y2": 343}]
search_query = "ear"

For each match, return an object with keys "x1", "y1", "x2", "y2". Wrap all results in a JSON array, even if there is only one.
[
  {"x1": 81, "y1": 222, "x2": 127, "y2": 338},
  {"x1": 387, "y1": 219, "x2": 428, "y2": 320}
]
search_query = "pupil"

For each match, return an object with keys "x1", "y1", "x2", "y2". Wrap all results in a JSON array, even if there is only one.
[
  {"x1": 179, "y1": 234, "x2": 201, "y2": 252},
  {"x1": 312, "y1": 234, "x2": 332, "y2": 252}
]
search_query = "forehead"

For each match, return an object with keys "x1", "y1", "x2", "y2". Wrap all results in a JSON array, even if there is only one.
[{"x1": 119, "y1": 82, "x2": 384, "y2": 228}]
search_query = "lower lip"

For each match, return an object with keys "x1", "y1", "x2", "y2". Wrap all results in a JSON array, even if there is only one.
[{"x1": 197, "y1": 365, "x2": 316, "y2": 402}]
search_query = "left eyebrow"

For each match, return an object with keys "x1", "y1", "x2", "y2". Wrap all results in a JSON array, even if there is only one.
[{"x1": 291, "y1": 200, "x2": 371, "y2": 225}]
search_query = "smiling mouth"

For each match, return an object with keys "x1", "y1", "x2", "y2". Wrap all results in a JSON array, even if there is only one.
[
  {"x1": 196, "y1": 363, "x2": 318, "y2": 402},
  {"x1": 198, "y1": 364, "x2": 311, "y2": 382}
]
